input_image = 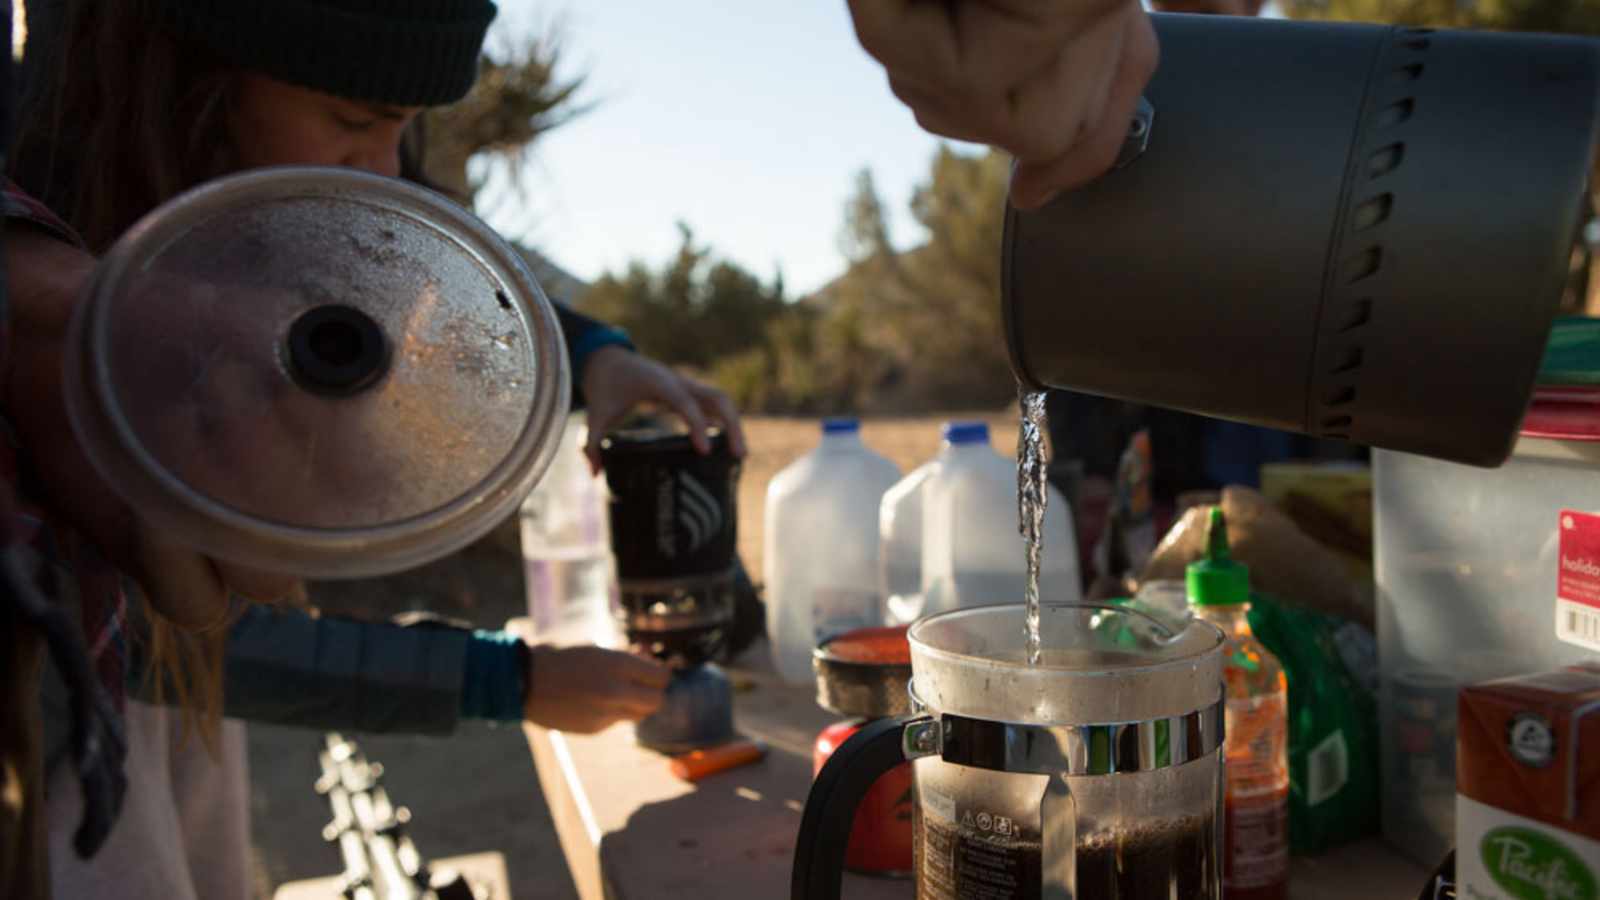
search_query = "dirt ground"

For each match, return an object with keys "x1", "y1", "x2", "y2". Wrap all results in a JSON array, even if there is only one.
[{"x1": 248, "y1": 411, "x2": 1018, "y2": 899}]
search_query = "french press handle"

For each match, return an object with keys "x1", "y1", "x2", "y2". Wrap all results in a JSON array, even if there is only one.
[
  {"x1": 791, "y1": 715, "x2": 925, "y2": 900},
  {"x1": 791, "y1": 711, "x2": 1084, "y2": 900}
]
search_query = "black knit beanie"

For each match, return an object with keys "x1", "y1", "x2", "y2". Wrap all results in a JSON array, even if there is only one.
[{"x1": 153, "y1": 0, "x2": 497, "y2": 107}]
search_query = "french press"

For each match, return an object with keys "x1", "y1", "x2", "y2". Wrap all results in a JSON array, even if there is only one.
[{"x1": 793, "y1": 602, "x2": 1226, "y2": 900}]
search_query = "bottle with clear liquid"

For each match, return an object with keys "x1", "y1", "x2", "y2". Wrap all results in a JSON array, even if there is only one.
[
  {"x1": 764, "y1": 418, "x2": 901, "y2": 684},
  {"x1": 919, "y1": 421, "x2": 1080, "y2": 617},
  {"x1": 519, "y1": 415, "x2": 618, "y2": 647},
  {"x1": 1188, "y1": 508, "x2": 1289, "y2": 900}
]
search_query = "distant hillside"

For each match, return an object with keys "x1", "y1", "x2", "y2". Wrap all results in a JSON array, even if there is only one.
[{"x1": 517, "y1": 245, "x2": 589, "y2": 308}]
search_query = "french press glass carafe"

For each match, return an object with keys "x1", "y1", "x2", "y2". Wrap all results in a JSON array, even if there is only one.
[{"x1": 793, "y1": 601, "x2": 1226, "y2": 899}]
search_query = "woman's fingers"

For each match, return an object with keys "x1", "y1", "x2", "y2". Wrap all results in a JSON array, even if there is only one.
[
  {"x1": 1001, "y1": 10, "x2": 1127, "y2": 164},
  {"x1": 1010, "y1": 8, "x2": 1157, "y2": 207},
  {"x1": 524, "y1": 645, "x2": 672, "y2": 732},
  {"x1": 659, "y1": 376, "x2": 712, "y2": 455},
  {"x1": 848, "y1": 0, "x2": 1156, "y2": 200},
  {"x1": 696, "y1": 385, "x2": 749, "y2": 458},
  {"x1": 577, "y1": 346, "x2": 747, "y2": 468},
  {"x1": 584, "y1": 403, "x2": 624, "y2": 475}
]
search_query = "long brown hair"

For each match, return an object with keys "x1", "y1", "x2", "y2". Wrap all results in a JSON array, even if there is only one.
[
  {"x1": 11, "y1": 2, "x2": 262, "y2": 751},
  {"x1": 13, "y1": 0, "x2": 445, "y2": 751},
  {"x1": 12, "y1": 0, "x2": 236, "y2": 253}
]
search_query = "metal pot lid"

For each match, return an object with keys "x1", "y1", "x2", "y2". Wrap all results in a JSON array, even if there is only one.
[{"x1": 65, "y1": 166, "x2": 571, "y2": 577}]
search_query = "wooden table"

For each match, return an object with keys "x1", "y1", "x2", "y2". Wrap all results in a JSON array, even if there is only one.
[{"x1": 519, "y1": 623, "x2": 1428, "y2": 900}]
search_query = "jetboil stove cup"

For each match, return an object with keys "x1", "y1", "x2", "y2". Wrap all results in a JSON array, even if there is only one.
[
  {"x1": 63, "y1": 167, "x2": 572, "y2": 577},
  {"x1": 599, "y1": 427, "x2": 741, "y2": 664},
  {"x1": 1004, "y1": 13, "x2": 1600, "y2": 468},
  {"x1": 601, "y1": 427, "x2": 742, "y2": 752}
]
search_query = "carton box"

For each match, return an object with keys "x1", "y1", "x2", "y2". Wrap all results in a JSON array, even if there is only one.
[
  {"x1": 1257, "y1": 461, "x2": 1371, "y2": 587},
  {"x1": 1457, "y1": 667, "x2": 1600, "y2": 899}
]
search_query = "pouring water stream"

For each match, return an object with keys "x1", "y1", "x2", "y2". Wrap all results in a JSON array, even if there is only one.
[{"x1": 1017, "y1": 388, "x2": 1050, "y2": 665}]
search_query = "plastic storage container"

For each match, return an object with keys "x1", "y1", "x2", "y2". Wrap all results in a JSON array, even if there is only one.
[
  {"x1": 1375, "y1": 319, "x2": 1600, "y2": 866},
  {"x1": 520, "y1": 415, "x2": 618, "y2": 647},
  {"x1": 764, "y1": 418, "x2": 902, "y2": 684},
  {"x1": 920, "y1": 421, "x2": 1081, "y2": 616}
]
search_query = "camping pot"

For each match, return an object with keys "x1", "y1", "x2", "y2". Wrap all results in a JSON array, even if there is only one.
[
  {"x1": 1004, "y1": 13, "x2": 1600, "y2": 468},
  {"x1": 793, "y1": 602, "x2": 1227, "y2": 900},
  {"x1": 64, "y1": 166, "x2": 572, "y2": 577}
]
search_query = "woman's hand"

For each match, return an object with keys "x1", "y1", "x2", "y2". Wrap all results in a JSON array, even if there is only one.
[
  {"x1": 4, "y1": 227, "x2": 300, "y2": 628},
  {"x1": 522, "y1": 644, "x2": 672, "y2": 733},
  {"x1": 579, "y1": 344, "x2": 748, "y2": 472},
  {"x1": 847, "y1": 0, "x2": 1158, "y2": 209}
]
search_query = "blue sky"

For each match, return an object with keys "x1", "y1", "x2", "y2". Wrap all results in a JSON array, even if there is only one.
[{"x1": 482, "y1": 2, "x2": 1280, "y2": 296}]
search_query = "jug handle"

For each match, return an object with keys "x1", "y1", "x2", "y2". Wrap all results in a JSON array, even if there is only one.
[{"x1": 790, "y1": 714, "x2": 927, "y2": 900}]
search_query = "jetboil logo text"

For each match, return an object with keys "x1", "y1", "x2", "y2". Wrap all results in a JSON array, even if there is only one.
[
  {"x1": 1481, "y1": 827, "x2": 1597, "y2": 900},
  {"x1": 655, "y1": 471, "x2": 724, "y2": 559}
]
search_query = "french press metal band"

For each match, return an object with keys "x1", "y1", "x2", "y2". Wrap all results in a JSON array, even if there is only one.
[{"x1": 901, "y1": 683, "x2": 1224, "y2": 899}]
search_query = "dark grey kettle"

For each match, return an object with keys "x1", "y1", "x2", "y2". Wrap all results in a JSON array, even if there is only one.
[{"x1": 1003, "y1": 13, "x2": 1600, "y2": 467}]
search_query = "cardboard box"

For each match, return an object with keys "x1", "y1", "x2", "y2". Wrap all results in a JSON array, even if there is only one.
[
  {"x1": 1257, "y1": 462, "x2": 1371, "y2": 585},
  {"x1": 1254, "y1": 461, "x2": 1369, "y2": 547},
  {"x1": 1457, "y1": 667, "x2": 1600, "y2": 899}
]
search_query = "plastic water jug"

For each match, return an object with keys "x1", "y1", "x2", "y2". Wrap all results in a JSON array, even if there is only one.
[
  {"x1": 764, "y1": 418, "x2": 901, "y2": 684},
  {"x1": 920, "y1": 422, "x2": 1081, "y2": 615},
  {"x1": 879, "y1": 452, "x2": 939, "y2": 627},
  {"x1": 520, "y1": 415, "x2": 618, "y2": 646}
]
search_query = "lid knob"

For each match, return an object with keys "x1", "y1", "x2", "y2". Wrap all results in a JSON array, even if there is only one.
[{"x1": 286, "y1": 304, "x2": 390, "y2": 395}]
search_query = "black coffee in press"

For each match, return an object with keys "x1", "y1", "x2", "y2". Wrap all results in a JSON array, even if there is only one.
[{"x1": 917, "y1": 812, "x2": 1218, "y2": 899}]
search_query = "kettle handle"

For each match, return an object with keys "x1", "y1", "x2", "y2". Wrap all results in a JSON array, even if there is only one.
[{"x1": 790, "y1": 715, "x2": 925, "y2": 900}]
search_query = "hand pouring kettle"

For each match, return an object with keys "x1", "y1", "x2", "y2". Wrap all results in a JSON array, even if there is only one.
[
  {"x1": 794, "y1": 602, "x2": 1227, "y2": 900},
  {"x1": 63, "y1": 166, "x2": 571, "y2": 576},
  {"x1": 1005, "y1": 13, "x2": 1600, "y2": 467}
]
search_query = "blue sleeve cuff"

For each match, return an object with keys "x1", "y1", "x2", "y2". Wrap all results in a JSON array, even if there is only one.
[
  {"x1": 552, "y1": 302, "x2": 634, "y2": 409},
  {"x1": 569, "y1": 326, "x2": 634, "y2": 403},
  {"x1": 460, "y1": 629, "x2": 527, "y2": 722}
]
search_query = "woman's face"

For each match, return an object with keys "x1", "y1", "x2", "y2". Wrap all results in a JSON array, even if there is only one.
[{"x1": 228, "y1": 74, "x2": 423, "y2": 177}]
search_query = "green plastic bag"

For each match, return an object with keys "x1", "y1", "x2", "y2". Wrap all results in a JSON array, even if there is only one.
[{"x1": 1248, "y1": 592, "x2": 1380, "y2": 854}]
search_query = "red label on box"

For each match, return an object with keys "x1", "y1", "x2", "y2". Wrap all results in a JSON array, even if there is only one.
[{"x1": 1559, "y1": 510, "x2": 1600, "y2": 609}]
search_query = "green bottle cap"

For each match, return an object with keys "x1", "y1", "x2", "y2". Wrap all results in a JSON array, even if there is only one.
[{"x1": 1187, "y1": 508, "x2": 1250, "y2": 607}]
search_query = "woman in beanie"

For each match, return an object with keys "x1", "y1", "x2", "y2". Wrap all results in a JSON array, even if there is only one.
[{"x1": 3, "y1": 1, "x2": 744, "y2": 897}]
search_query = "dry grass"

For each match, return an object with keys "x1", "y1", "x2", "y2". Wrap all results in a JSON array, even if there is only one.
[{"x1": 736, "y1": 410, "x2": 1022, "y2": 585}]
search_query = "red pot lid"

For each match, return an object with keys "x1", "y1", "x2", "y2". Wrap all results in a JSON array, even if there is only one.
[
  {"x1": 1522, "y1": 386, "x2": 1600, "y2": 442},
  {"x1": 817, "y1": 625, "x2": 912, "y2": 666}
]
